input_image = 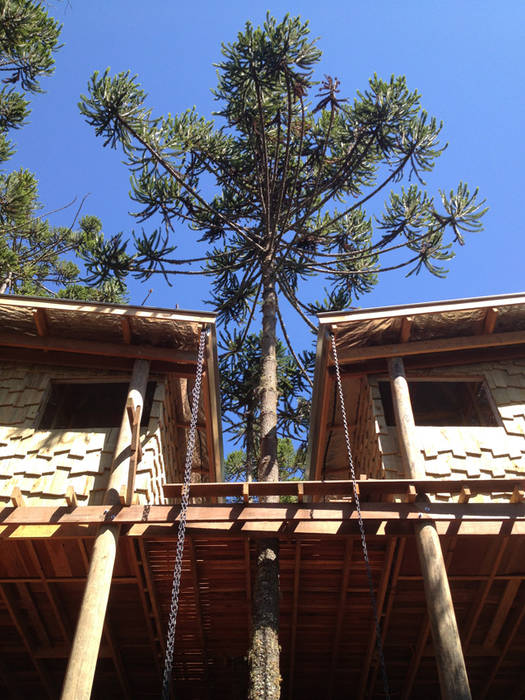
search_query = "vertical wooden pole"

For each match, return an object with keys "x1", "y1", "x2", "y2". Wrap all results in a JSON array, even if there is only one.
[
  {"x1": 61, "y1": 359, "x2": 150, "y2": 700},
  {"x1": 388, "y1": 357, "x2": 471, "y2": 700}
]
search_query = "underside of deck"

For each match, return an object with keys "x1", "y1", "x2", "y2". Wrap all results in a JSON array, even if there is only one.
[{"x1": 0, "y1": 521, "x2": 524, "y2": 699}]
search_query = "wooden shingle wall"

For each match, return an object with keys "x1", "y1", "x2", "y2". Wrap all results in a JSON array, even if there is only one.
[
  {"x1": 352, "y1": 377, "x2": 382, "y2": 478},
  {"x1": 0, "y1": 362, "x2": 169, "y2": 506},
  {"x1": 367, "y1": 359, "x2": 525, "y2": 501}
]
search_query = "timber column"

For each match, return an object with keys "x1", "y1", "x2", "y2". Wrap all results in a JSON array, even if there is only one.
[
  {"x1": 61, "y1": 359, "x2": 150, "y2": 700},
  {"x1": 388, "y1": 357, "x2": 471, "y2": 700}
]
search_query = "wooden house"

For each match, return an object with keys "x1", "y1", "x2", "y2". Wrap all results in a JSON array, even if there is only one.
[{"x1": 0, "y1": 292, "x2": 524, "y2": 699}]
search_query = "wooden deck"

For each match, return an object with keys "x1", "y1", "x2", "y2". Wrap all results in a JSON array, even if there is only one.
[{"x1": 0, "y1": 486, "x2": 524, "y2": 698}]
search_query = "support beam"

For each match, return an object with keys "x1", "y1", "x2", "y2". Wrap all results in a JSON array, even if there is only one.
[
  {"x1": 328, "y1": 539, "x2": 353, "y2": 699},
  {"x1": 288, "y1": 542, "x2": 301, "y2": 700},
  {"x1": 388, "y1": 357, "x2": 471, "y2": 700},
  {"x1": 61, "y1": 359, "x2": 150, "y2": 700}
]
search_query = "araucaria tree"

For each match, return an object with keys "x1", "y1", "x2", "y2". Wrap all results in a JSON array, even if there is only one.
[
  {"x1": 0, "y1": 0, "x2": 124, "y2": 301},
  {"x1": 80, "y1": 14, "x2": 486, "y2": 698}
]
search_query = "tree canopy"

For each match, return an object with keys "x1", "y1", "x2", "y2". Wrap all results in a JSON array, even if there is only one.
[
  {"x1": 0, "y1": 0, "x2": 124, "y2": 301},
  {"x1": 79, "y1": 14, "x2": 486, "y2": 698}
]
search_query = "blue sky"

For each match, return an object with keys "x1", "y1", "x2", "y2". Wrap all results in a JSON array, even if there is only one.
[{"x1": 11, "y1": 1, "x2": 525, "y2": 340}]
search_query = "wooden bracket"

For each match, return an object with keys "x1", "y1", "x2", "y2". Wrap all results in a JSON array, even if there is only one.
[
  {"x1": 458, "y1": 487, "x2": 472, "y2": 504},
  {"x1": 406, "y1": 484, "x2": 417, "y2": 503},
  {"x1": 242, "y1": 482, "x2": 250, "y2": 504},
  {"x1": 297, "y1": 482, "x2": 304, "y2": 504},
  {"x1": 10, "y1": 487, "x2": 24, "y2": 507},
  {"x1": 65, "y1": 486, "x2": 78, "y2": 508},
  {"x1": 510, "y1": 486, "x2": 525, "y2": 503}
]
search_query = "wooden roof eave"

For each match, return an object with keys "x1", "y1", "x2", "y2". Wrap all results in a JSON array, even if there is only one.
[{"x1": 205, "y1": 323, "x2": 224, "y2": 481}]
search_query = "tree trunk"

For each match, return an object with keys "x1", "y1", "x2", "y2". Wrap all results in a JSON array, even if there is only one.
[{"x1": 248, "y1": 272, "x2": 281, "y2": 699}]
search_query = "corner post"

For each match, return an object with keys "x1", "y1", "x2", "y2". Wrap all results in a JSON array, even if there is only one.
[
  {"x1": 61, "y1": 359, "x2": 150, "y2": 700},
  {"x1": 388, "y1": 357, "x2": 471, "y2": 700}
]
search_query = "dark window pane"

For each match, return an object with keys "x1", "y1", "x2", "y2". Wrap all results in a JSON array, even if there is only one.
[
  {"x1": 378, "y1": 380, "x2": 498, "y2": 427},
  {"x1": 39, "y1": 382, "x2": 156, "y2": 429}
]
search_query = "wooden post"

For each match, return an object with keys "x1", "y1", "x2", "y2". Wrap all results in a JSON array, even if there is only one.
[
  {"x1": 61, "y1": 359, "x2": 150, "y2": 700},
  {"x1": 388, "y1": 357, "x2": 471, "y2": 700}
]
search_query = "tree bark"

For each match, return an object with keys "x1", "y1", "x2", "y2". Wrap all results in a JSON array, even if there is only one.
[{"x1": 248, "y1": 272, "x2": 281, "y2": 699}]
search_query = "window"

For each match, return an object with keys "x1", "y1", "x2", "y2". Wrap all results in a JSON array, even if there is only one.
[
  {"x1": 378, "y1": 380, "x2": 498, "y2": 427},
  {"x1": 39, "y1": 382, "x2": 156, "y2": 429}
]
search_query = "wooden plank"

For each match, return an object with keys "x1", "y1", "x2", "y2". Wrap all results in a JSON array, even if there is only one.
[
  {"x1": 368, "y1": 538, "x2": 406, "y2": 697},
  {"x1": 0, "y1": 330, "x2": 197, "y2": 365},
  {"x1": 138, "y1": 538, "x2": 165, "y2": 653},
  {"x1": 357, "y1": 538, "x2": 396, "y2": 699},
  {"x1": 2, "y1": 501, "x2": 525, "y2": 526},
  {"x1": 0, "y1": 582, "x2": 55, "y2": 698},
  {"x1": 163, "y1": 477, "x2": 525, "y2": 500},
  {"x1": 121, "y1": 317, "x2": 132, "y2": 344},
  {"x1": 127, "y1": 538, "x2": 163, "y2": 674},
  {"x1": 338, "y1": 329, "x2": 525, "y2": 364},
  {"x1": 287, "y1": 542, "x2": 301, "y2": 700},
  {"x1": 484, "y1": 578, "x2": 521, "y2": 648},
  {"x1": 463, "y1": 538, "x2": 509, "y2": 649},
  {"x1": 480, "y1": 601, "x2": 525, "y2": 699},
  {"x1": 328, "y1": 539, "x2": 353, "y2": 699}
]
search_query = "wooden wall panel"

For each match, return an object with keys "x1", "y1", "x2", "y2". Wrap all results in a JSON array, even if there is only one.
[{"x1": 367, "y1": 359, "x2": 525, "y2": 502}]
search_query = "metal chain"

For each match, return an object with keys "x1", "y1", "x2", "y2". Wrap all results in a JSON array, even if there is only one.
[
  {"x1": 162, "y1": 327, "x2": 208, "y2": 700},
  {"x1": 330, "y1": 332, "x2": 390, "y2": 699}
]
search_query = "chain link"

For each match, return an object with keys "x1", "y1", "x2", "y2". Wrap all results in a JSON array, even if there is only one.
[
  {"x1": 162, "y1": 327, "x2": 208, "y2": 700},
  {"x1": 330, "y1": 332, "x2": 390, "y2": 699}
]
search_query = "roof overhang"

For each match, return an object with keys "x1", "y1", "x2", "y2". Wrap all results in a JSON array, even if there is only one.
[
  {"x1": 0, "y1": 294, "x2": 223, "y2": 481},
  {"x1": 308, "y1": 291, "x2": 525, "y2": 478}
]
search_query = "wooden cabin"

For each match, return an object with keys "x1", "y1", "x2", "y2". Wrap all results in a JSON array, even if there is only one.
[{"x1": 0, "y1": 292, "x2": 524, "y2": 699}]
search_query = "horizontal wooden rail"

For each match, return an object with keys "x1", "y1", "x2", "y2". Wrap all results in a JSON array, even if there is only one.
[
  {"x1": 0, "y1": 501, "x2": 524, "y2": 527},
  {"x1": 163, "y1": 478, "x2": 525, "y2": 500}
]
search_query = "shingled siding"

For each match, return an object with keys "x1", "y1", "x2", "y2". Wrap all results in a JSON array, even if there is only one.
[
  {"x1": 367, "y1": 359, "x2": 525, "y2": 502},
  {"x1": 0, "y1": 362, "x2": 169, "y2": 506}
]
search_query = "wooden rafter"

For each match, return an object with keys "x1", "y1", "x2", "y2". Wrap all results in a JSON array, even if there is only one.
[
  {"x1": 0, "y1": 582, "x2": 55, "y2": 698},
  {"x1": 463, "y1": 538, "x2": 509, "y2": 649},
  {"x1": 484, "y1": 578, "x2": 521, "y2": 647},
  {"x1": 400, "y1": 316, "x2": 412, "y2": 343},
  {"x1": 482, "y1": 307, "x2": 498, "y2": 334},
  {"x1": 328, "y1": 538, "x2": 353, "y2": 699},
  {"x1": 33, "y1": 308, "x2": 49, "y2": 337},
  {"x1": 0, "y1": 330, "x2": 197, "y2": 365},
  {"x1": 401, "y1": 536, "x2": 460, "y2": 699},
  {"x1": 357, "y1": 538, "x2": 396, "y2": 699},
  {"x1": 367, "y1": 538, "x2": 406, "y2": 698},
  {"x1": 127, "y1": 538, "x2": 163, "y2": 674},
  {"x1": 287, "y1": 541, "x2": 301, "y2": 699},
  {"x1": 138, "y1": 538, "x2": 165, "y2": 653}
]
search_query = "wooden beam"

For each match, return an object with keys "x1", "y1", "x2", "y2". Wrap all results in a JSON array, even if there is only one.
[
  {"x1": 388, "y1": 356, "x2": 471, "y2": 700},
  {"x1": 368, "y1": 538, "x2": 406, "y2": 697},
  {"x1": 127, "y1": 538, "x2": 162, "y2": 675},
  {"x1": 0, "y1": 582, "x2": 55, "y2": 698},
  {"x1": 463, "y1": 538, "x2": 509, "y2": 649},
  {"x1": 121, "y1": 317, "x2": 132, "y2": 344},
  {"x1": 188, "y1": 536, "x2": 210, "y2": 681},
  {"x1": 33, "y1": 308, "x2": 49, "y2": 337},
  {"x1": 163, "y1": 477, "x2": 525, "y2": 500},
  {"x1": 0, "y1": 330, "x2": 196, "y2": 365},
  {"x1": 338, "y1": 329, "x2": 525, "y2": 365},
  {"x1": 400, "y1": 316, "x2": 413, "y2": 343},
  {"x1": 484, "y1": 578, "x2": 521, "y2": 648},
  {"x1": 482, "y1": 307, "x2": 498, "y2": 334},
  {"x1": 287, "y1": 542, "x2": 301, "y2": 700},
  {"x1": 138, "y1": 538, "x2": 165, "y2": 653},
  {"x1": 2, "y1": 501, "x2": 525, "y2": 528},
  {"x1": 61, "y1": 359, "x2": 150, "y2": 700},
  {"x1": 480, "y1": 599, "x2": 525, "y2": 699},
  {"x1": 328, "y1": 539, "x2": 353, "y2": 699},
  {"x1": 357, "y1": 538, "x2": 396, "y2": 699}
]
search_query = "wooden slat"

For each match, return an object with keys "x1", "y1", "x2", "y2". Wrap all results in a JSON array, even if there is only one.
[
  {"x1": 483, "y1": 307, "x2": 498, "y2": 334},
  {"x1": 357, "y1": 538, "x2": 396, "y2": 699},
  {"x1": 484, "y1": 578, "x2": 521, "y2": 648},
  {"x1": 0, "y1": 582, "x2": 55, "y2": 698},
  {"x1": 2, "y1": 501, "x2": 525, "y2": 526},
  {"x1": 287, "y1": 542, "x2": 301, "y2": 699},
  {"x1": 163, "y1": 477, "x2": 525, "y2": 500},
  {"x1": 400, "y1": 316, "x2": 413, "y2": 343},
  {"x1": 328, "y1": 539, "x2": 353, "y2": 699}
]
